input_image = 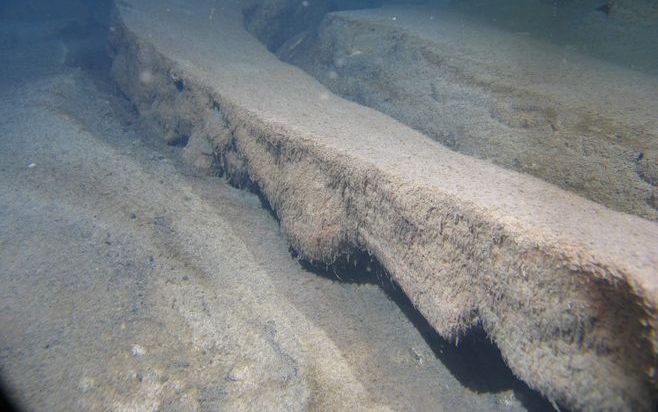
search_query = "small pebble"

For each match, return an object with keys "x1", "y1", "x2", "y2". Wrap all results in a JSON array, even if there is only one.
[
  {"x1": 227, "y1": 360, "x2": 254, "y2": 382},
  {"x1": 172, "y1": 359, "x2": 191, "y2": 368},
  {"x1": 131, "y1": 344, "x2": 146, "y2": 359},
  {"x1": 78, "y1": 377, "x2": 95, "y2": 394},
  {"x1": 410, "y1": 347, "x2": 423, "y2": 366}
]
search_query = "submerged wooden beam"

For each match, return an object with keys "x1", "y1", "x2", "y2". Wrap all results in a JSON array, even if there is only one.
[{"x1": 109, "y1": 0, "x2": 657, "y2": 410}]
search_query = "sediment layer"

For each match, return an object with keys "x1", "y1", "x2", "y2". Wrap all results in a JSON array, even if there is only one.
[{"x1": 109, "y1": 1, "x2": 658, "y2": 410}]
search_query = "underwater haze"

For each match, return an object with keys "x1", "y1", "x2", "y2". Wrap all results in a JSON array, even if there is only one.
[{"x1": 0, "y1": 1, "x2": 656, "y2": 411}]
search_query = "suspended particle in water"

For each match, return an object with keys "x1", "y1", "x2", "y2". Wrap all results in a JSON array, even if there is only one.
[
  {"x1": 302, "y1": 1, "x2": 310, "y2": 7},
  {"x1": 139, "y1": 70, "x2": 154, "y2": 84},
  {"x1": 328, "y1": 70, "x2": 338, "y2": 80}
]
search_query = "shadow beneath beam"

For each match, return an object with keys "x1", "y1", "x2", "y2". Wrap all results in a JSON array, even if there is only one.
[
  {"x1": 0, "y1": 379, "x2": 22, "y2": 412},
  {"x1": 292, "y1": 248, "x2": 561, "y2": 412}
]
